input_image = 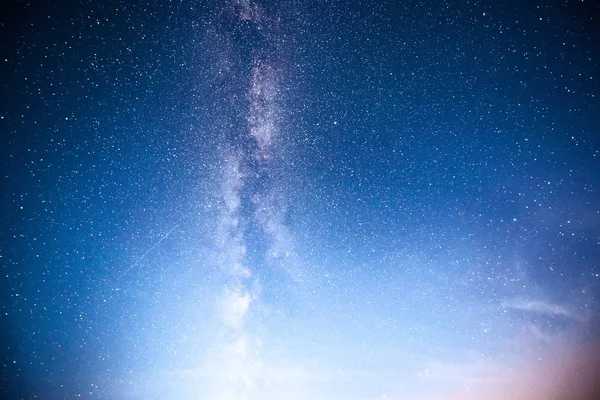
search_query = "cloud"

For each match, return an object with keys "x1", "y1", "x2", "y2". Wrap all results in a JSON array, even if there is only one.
[{"x1": 502, "y1": 299, "x2": 579, "y2": 319}]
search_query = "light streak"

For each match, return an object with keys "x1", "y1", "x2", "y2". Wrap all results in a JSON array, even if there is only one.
[{"x1": 117, "y1": 224, "x2": 179, "y2": 280}]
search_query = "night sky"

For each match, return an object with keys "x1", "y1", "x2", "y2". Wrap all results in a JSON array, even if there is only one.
[{"x1": 2, "y1": 0, "x2": 600, "y2": 399}]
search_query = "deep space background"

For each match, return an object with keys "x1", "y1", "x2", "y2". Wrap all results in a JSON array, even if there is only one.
[{"x1": 2, "y1": 0, "x2": 600, "y2": 399}]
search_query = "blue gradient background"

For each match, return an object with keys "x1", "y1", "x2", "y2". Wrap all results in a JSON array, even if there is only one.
[{"x1": 2, "y1": 0, "x2": 599, "y2": 399}]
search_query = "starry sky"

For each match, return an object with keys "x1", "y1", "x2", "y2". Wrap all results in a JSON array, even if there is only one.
[{"x1": 2, "y1": 0, "x2": 600, "y2": 399}]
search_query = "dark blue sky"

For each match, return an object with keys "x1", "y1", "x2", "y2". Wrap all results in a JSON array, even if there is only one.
[{"x1": 2, "y1": 0, "x2": 599, "y2": 399}]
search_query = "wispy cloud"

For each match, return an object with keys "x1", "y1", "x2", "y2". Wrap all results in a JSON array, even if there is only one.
[{"x1": 502, "y1": 299, "x2": 579, "y2": 319}]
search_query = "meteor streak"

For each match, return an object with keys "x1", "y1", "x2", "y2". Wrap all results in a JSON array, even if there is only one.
[{"x1": 117, "y1": 224, "x2": 179, "y2": 280}]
